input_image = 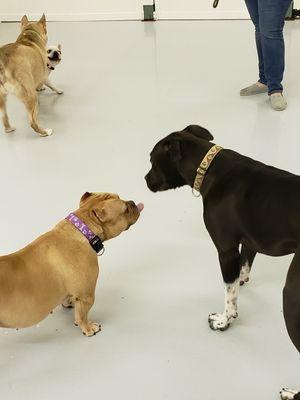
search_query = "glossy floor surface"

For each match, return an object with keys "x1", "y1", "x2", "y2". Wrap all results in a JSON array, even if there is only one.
[{"x1": 0, "y1": 20, "x2": 299, "y2": 400}]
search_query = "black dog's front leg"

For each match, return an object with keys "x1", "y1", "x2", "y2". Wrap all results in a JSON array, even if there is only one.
[
  {"x1": 240, "y1": 244, "x2": 256, "y2": 286},
  {"x1": 208, "y1": 248, "x2": 241, "y2": 331}
]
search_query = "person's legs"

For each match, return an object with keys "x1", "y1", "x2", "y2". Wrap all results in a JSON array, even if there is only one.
[
  {"x1": 244, "y1": 0, "x2": 267, "y2": 85},
  {"x1": 258, "y1": 0, "x2": 292, "y2": 94}
]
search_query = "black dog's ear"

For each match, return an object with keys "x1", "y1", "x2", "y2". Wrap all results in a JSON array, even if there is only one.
[
  {"x1": 163, "y1": 140, "x2": 181, "y2": 163},
  {"x1": 184, "y1": 125, "x2": 214, "y2": 141}
]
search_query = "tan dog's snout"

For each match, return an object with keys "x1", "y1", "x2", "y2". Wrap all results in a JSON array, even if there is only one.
[{"x1": 125, "y1": 200, "x2": 143, "y2": 225}]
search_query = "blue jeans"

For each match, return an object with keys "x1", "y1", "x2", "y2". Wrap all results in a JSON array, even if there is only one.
[{"x1": 244, "y1": 0, "x2": 292, "y2": 94}]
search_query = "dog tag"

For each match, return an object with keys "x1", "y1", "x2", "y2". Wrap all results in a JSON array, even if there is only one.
[{"x1": 89, "y1": 236, "x2": 104, "y2": 255}]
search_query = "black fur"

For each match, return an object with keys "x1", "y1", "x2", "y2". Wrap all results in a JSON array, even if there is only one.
[{"x1": 145, "y1": 125, "x2": 300, "y2": 382}]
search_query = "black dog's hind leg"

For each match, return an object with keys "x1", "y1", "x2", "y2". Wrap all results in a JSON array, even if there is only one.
[
  {"x1": 240, "y1": 245, "x2": 256, "y2": 286},
  {"x1": 208, "y1": 247, "x2": 241, "y2": 331},
  {"x1": 280, "y1": 247, "x2": 300, "y2": 400}
]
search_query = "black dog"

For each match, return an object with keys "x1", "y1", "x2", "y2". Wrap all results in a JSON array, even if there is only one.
[{"x1": 145, "y1": 125, "x2": 300, "y2": 400}]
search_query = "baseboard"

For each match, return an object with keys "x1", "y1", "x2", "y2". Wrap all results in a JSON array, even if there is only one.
[
  {"x1": 156, "y1": 10, "x2": 250, "y2": 20},
  {"x1": 0, "y1": 12, "x2": 143, "y2": 22}
]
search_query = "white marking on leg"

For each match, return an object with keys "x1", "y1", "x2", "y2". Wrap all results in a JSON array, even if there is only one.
[
  {"x1": 240, "y1": 261, "x2": 250, "y2": 285},
  {"x1": 208, "y1": 279, "x2": 239, "y2": 331},
  {"x1": 281, "y1": 389, "x2": 299, "y2": 400}
]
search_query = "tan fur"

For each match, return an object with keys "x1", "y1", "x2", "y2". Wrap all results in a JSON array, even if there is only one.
[
  {"x1": 0, "y1": 192, "x2": 141, "y2": 336},
  {"x1": 0, "y1": 14, "x2": 53, "y2": 137}
]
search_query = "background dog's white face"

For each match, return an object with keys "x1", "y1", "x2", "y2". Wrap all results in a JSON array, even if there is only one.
[{"x1": 47, "y1": 44, "x2": 62, "y2": 67}]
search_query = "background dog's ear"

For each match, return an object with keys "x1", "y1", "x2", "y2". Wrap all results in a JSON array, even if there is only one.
[
  {"x1": 58, "y1": 43, "x2": 62, "y2": 51},
  {"x1": 39, "y1": 14, "x2": 47, "y2": 32},
  {"x1": 184, "y1": 125, "x2": 214, "y2": 141},
  {"x1": 163, "y1": 139, "x2": 181, "y2": 163},
  {"x1": 80, "y1": 192, "x2": 92, "y2": 206},
  {"x1": 21, "y1": 15, "x2": 29, "y2": 29}
]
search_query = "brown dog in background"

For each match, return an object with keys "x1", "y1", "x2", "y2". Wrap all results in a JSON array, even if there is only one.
[
  {"x1": 0, "y1": 193, "x2": 143, "y2": 336},
  {"x1": 0, "y1": 14, "x2": 53, "y2": 137}
]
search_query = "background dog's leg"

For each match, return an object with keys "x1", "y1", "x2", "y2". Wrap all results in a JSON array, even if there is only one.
[
  {"x1": 208, "y1": 247, "x2": 240, "y2": 331},
  {"x1": 281, "y1": 248, "x2": 300, "y2": 400},
  {"x1": 21, "y1": 92, "x2": 53, "y2": 136},
  {"x1": 74, "y1": 294, "x2": 101, "y2": 337},
  {"x1": 240, "y1": 245, "x2": 256, "y2": 285},
  {"x1": 44, "y1": 79, "x2": 63, "y2": 95},
  {"x1": 0, "y1": 92, "x2": 15, "y2": 133}
]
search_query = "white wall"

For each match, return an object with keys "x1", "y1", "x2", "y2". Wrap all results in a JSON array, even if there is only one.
[
  {"x1": 0, "y1": 0, "x2": 143, "y2": 21},
  {"x1": 1, "y1": 0, "x2": 298, "y2": 22},
  {"x1": 156, "y1": 0, "x2": 249, "y2": 20}
]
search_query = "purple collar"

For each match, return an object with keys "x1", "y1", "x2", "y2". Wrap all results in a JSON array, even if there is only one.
[{"x1": 65, "y1": 213, "x2": 104, "y2": 255}]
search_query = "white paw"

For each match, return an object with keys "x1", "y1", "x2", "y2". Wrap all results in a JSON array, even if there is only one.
[
  {"x1": 37, "y1": 86, "x2": 46, "y2": 92},
  {"x1": 280, "y1": 389, "x2": 299, "y2": 400},
  {"x1": 5, "y1": 126, "x2": 16, "y2": 133},
  {"x1": 39, "y1": 128, "x2": 53, "y2": 137},
  {"x1": 208, "y1": 312, "x2": 237, "y2": 331}
]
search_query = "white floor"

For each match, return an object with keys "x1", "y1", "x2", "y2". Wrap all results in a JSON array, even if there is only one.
[{"x1": 0, "y1": 19, "x2": 299, "y2": 400}]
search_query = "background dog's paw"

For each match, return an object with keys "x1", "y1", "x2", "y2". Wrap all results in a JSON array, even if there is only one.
[
  {"x1": 39, "y1": 128, "x2": 53, "y2": 137},
  {"x1": 81, "y1": 322, "x2": 101, "y2": 337},
  {"x1": 56, "y1": 89, "x2": 64, "y2": 95},
  {"x1": 280, "y1": 388, "x2": 299, "y2": 400},
  {"x1": 37, "y1": 86, "x2": 46, "y2": 92},
  {"x1": 208, "y1": 313, "x2": 231, "y2": 331},
  {"x1": 5, "y1": 126, "x2": 16, "y2": 133}
]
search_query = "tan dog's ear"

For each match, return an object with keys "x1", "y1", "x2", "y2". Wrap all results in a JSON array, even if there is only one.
[
  {"x1": 39, "y1": 14, "x2": 47, "y2": 33},
  {"x1": 39, "y1": 13, "x2": 46, "y2": 26},
  {"x1": 92, "y1": 207, "x2": 108, "y2": 224},
  {"x1": 80, "y1": 192, "x2": 93, "y2": 206},
  {"x1": 21, "y1": 15, "x2": 29, "y2": 29},
  {"x1": 58, "y1": 43, "x2": 62, "y2": 51}
]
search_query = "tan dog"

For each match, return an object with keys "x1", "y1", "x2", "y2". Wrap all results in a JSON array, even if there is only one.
[
  {"x1": 0, "y1": 14, "x2": 52, "y2": 137},
  {"x1": 0, "y1": 193, "x2": 143, "y2": 336}
]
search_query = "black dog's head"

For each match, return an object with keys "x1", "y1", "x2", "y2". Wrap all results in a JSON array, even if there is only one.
[{"x1": 145, "y1": 125, "x2": 214, "y2": 192}]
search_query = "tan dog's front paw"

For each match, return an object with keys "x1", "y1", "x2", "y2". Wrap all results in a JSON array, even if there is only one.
[{"x1": 78, "y1": 322, "x2": 101, "y2": 337}]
